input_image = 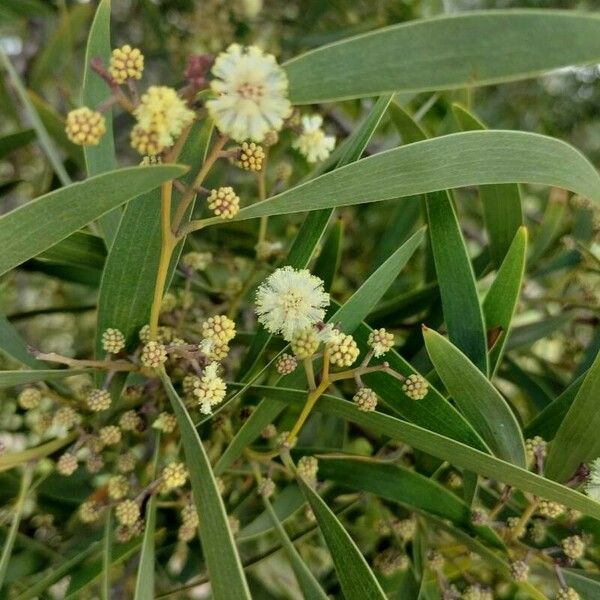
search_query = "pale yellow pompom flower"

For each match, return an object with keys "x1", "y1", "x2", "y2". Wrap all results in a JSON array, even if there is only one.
[
  {"x1": 109, "y1": 44, "x2": 144, "y2": 84},
  {"x1": 293, "y1": 114, "x2": 335, "y2": 163},
  {"x1": 65, "y1": 107, "x2": 106, "y2": 146}
]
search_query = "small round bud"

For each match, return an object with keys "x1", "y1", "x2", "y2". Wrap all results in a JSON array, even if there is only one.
[
  {"x1": 297, "y1": 456, "x2": 318, "y2": 487},
  {"x1": 181, "y1": 502, "x2": 199, "y2": 528},
  {"x1": 79, "y1": 500, "x2": 103, "y2": 523},
  {"x1": 181, "y1": 251, "x2": 212, "y2": 271},
  {"x1": 506, "y1": 516, "x2": 525, "y2": 540},
  {"x1": 530, "y1": 520, "x2": 546, "y2": 544},
  {"x1": 116, "y1": 451, "x2": 137, "y2": 473},
  {"x1": 276, "y1": 430, "x2": 296, "y2": 450},
  {"x1": 115, "y1": 520, "x2": 144, "y2": 543},
  {"x1": 327, "y1": 333, "x2": 359, "y2": 367},
  {"x1": 192, "y1": 364, "x2": 227, "y2": 414},
  {"x1": 101, "y1": 328, "x2": 126, "y2": 354},
  {"x1": 374, "y1": 548, "x2": 410, "y2": 576},
  {"x1": 562, "y1": 535, "x2": 585, "y2": 560},
  {"x1": 402, "y1": 373, "x2": 429, "y2": 400},
  {"x1": 290, "y1": 328, "x2": 320, "y2": 359},
  {"x1": 207, "y1": 186, "x2": 240, "y2": 219},
  {"x1": 161, "y1": 462, "x2": 188, "y2": 492},
  {"x1": 228, "y1": 515, "x2": 240, "y2": 535},
  {"x1": 153, "y1": 412, "x2": 177, "y2": 434},
  {"x1": 353, "y1": 387, "x2": 378, "y2": 412},
  {"x1": 471, "y1": 508, "x2": 488, "y2": 526},
  {"x1": 86, "y1": 454, "x2": 104, "y2": 474},
  {"x1": 556, "y1": 587, "x2": 580, "y2": 600},
  {"x1": 99, "y1": 425, "x2": 122, "y2": 446},
  {"x1": 201, "y1": 315, "x2": 236, "y2": 344},
  {"x1": 368, "y1": 328, "x2": 395, "y2": 357},
  {"x1": 56, "y1": 453, "x2": 78, "y2": 476},
  {"x1": 139, "y1": 325, "x2": 152, "y2": 343},
  {"x1": 119, "y1": 410, "x2": 143, "y2": 432},
  {"x1": 130, "y1": 124, "x2": 163, "y2": 155},
  {"x1": 115, "y1": 500, "x2": 141, "y2": 526},
  {"x1": 86, "y1": 388, "x2": 111, "y2": 412},
  {"x1": 161, "y1": 292, "x2": 177, "y2": 313},
  {"x1": 140, "y1": 341, "x2": 168, "y2": 369},
  {"x1": 237, "y1": 141, "x2": 265, "y2": 171},
  {"x1": 261, "y1": 424, "x2": 277, "y2": 439},
  {"x1": 392, "y1": 517, "x2": 416, "y2": 541},
  {"x1": 199, "y1": 338, "x2": 230, "y2": 361},
  {"x1": 275, "y1": 353, "x2": 297, "y2": 375},
  {"x1": 257, "y1": 478, "x2": 275, "y2": 498},
  {"x1": 426, "y1": 550, "x2": 444, "y2": 571},
  {"x1": 447, "y1": 472, "x2": 463, "y2": 488},
  {"x1": 109, "y1": 44, "x2": 144, "y2": 84},
  {"x1": 140, "y1": 154, "x2": 162, "y2": 166},
  {"x1": 510, "y1": 560, "x2": 529, "y2": 582},
  {"x1": 108, "y1": 475, "x2": 130, "y2": 500},
  {"x1": 538, "y1": 500, "x2": 565, "y2": 519},
  {"x1": 275, "y1": 161, "x2": 292, "y2": 182},
  {"x1": 18, "y1": 387, "x2": 41, "y2": 410},
  {"x1": 65, "y1": 107, "x2": 106, "y2": 146},
  {"x1": 525, "y1": 436, "x2": 547, "y2": 465},
  {"x1": 53, "y1": 406, "x2": 80, "y2": 430}
]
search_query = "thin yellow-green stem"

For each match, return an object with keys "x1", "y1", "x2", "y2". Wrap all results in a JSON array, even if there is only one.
[
  {"x1": 0, "y1": 464, "x2": 33, "y2": 592},
  {"x1": 149, "y1": 182, "x2": 176, "y2": 340},
  {"x1": 32, "y1": 351, "x2": 137, "y2": 372},
  {"x1": 255, "y1": 153, "x2": 269, "y2": 254},
  {"x1": 287, "y1": 378, "x2": 330, "y2": 444},
  {"x1": 303, "y1": 358, "x2": 317, "y2": 391}
]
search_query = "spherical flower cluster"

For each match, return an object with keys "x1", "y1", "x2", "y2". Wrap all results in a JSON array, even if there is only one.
[
  {"x1": 237, "y1": 141, "x2": 265, "y2": 171},
  {"x1": 257, "y1": 477, "x2": 275, "y2": 498},
  {"x1": 506, "y1": 516, "x2": 526, "y2": 540},
  {"x1": 181, "y1": 251, "x2": 213, "y2": 271},
  {"x1": 426, "y1": 550, "x2": 444, "y2": 571},
  {"x1": 179, "y1": 502, "x2": 199, "y2": 542},
  {"x1": 140, "y1": 341, "x2": 168, "y2": 369},
  {"x1": 585, "y1": 457, "x2": 600, "y2": 500},
  {"x1": 86, "y1": 454, "x2": 104, "y2": 473},
  {"x1": 368, "y1": 328, "x2": 395, "y2": 357},
  {"x1": 261, "y1": 423, "x2": 277, "y2": 439},
  {"x1": 562, "y1": 535, "x2": 585, "y2": 560},
  {"x1": 327, "y1": 333, "x2": 359, "y2": 367},
  {"x1": 86, "y1": 388, "x2": 111, "y2": 412},
  {"x1": 161, "y1": 462, "x2": 188, "y2": 492},
  {"x1": 538, "y1": 500, "x2": 565, "y2": 519},
  {"x1": 207, "y1": 186, "x2": 240, "y2": 219},
  {"x1": 115, "y1": 519, "x2": 144, "y2": 543},
  {"x1": 119, "y1": 410, "x2": 143, "y2": 432},
  {"x1": 255, "y1": 267, "x2": 329, "y2": 341},
  {"x1": 115, "y1": 500, "x2": 141, "y2": 526},
  {"x1": 79, "y1": 500, "x2": 103, "y2": 523},
  {"x1": 65, "y1": 107, "x2": 106, "y2": 146},
  {"x1": 402, "y1": 373, "x2": 429, "y2": 400},
  {"x1": 293, "y1": 114, "x2": 336, "y2": 163},
  {"x1": 117, "y1": 452, "x2": 137, "y2": 473},
  {"x1": 53, "y1": 406, "x2": 80, "y2": 430},
  {"x1": 193, "y1": 363, "x2": 227, "y2": 414},
  {"x1": 353, "y1": 387, "x2": 378, "y2": 412},
  {"x1": 510, "y1": 560, "x2": 529, "y2": 582},
  {"x1": 99, "y1": 425, "x2": 121, "y2": 446},
  {"x1": 297, "y1": 456, "x2": 318, "y2": 486},
  {"x1": 202, "y1": 314, "x2": 236, "y2": 344},
  {"x1": 557, "y1": 587, "x2": 580, "y2": 600},
  {"x1": 56, "y1": 453, "x2": 78, "y2": 476},
  {"x1": 525, "y1": 436, "x2": 547, "y2": 464},
  {"x1": 275, "y1": 353, "x2": 297, "y2": 375},
  {"x1": 393, "y1": 517, "x2": 417, "y2": 540},
  {"x1": 206, "y1": 44, "x2": 291, "y2": 142},
  {"x1": 108, "y1": 475, "x2": 130, "y2": 500},
  {"x1": 374, "y1": 548, "x2": 410, "y2": 576},
  {"x1": 131, "y1": 86, "x2": 195, "y2": 155},
  {"x1": 199, "y1": 338, "x2": 230, "y2": 361},
  {"x1": 153, "y1": 412, "x2": 177, "y2": 434},
  {"x1": 290, "y1": 328, "x2": 320, "y2": 359},
  {"x1": 101, "y1": 327, "x2": 126, "y2": 354},
  {"x1": 18, "y1": 387, "x2": 41, "y2": 410},
  {"x1": 109, "y1": 44, "x2": 144, "y2": 84},
  {"x1": 462, "y1": 585, "x2": 492, "y2": 600}
]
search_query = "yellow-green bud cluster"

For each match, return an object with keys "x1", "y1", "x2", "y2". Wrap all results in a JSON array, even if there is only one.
[
  {"x1": 161, "y1": 292, "x2": 177, "y2": 313},
  {"x1": 109, "y1": 44, "x2": 144, "y2": 84},
  {"x1": 115, "y1": 500, "x2": 141, "y2": 526},
  {"x1": 426, "y1": 550, "x2": 444, "y2": 571},
  {"x1": 116, "y1": 452, "x2": 137, "y2": 473},
  {"x1": 402, "y1": 373, "x2": 429, "y2": 400},
  {"x1": 86, "y1": 454, "x2": 104, "y2": 473},
  {"x1": 65, "y1": 107, "x2": 106, "y2": 146},
  {"x1": 562, "y1": 535, "x2": 584, "y2": 560},
  {"x1": 291, "y1": 328, "x2": 319, "y2": 359},
  {"x1": 327, "y1": 333, "x2": 359, "y2": 367},
  {"x1": 140, "y1": 341, "x2": 168, "y2": 368},
  {"x1": 79, "y1": 500, "x2": 103, "y2": 523},
  {"x1": 525, "y1": 436, "x2": 547, "y2": 464},
  {"x1": 392, "y1": 517, "x2": 416, "y2": 541},
  {"x1": 353, "y1": 387, "x2": 378, "y2": 412},
  {"x1": 161, "y1": 462, "x2": 188, "y2": 492},
  {"x1": 257, "y1": 477, "x2": 275, "y2": 498},
  {"x1": 207, "y1": 186, "x2": 240, "y2": 219},
  {"x1": 99, "y1": 425, "x2": 122, "y2": 446},
  {"x1": 261, "y1": 424, "x2": 277, "y2": 439},
  {"x1": 119, "y1": 410, "x2": 143, "y2": 432},
  {"x1": 53, "y1": 406, "x2": 80, "y2": 429},
  {"x1": 506, "y1": 516, "x2": 525, "y2": 539},
  {"x1": 538, "y1": 500, "x2": 565, "y2": 519},
  {"x1": 374, "y1": 548, "x2": 410, "y2": 576},
  {"x1": 18, "y1": 387, "x2": 41, "y2": 410},
  {"x1": 56, "y1": 453, "x2": 78, "y2": 476},
  {"x1": 275, "y1": 353, "x2": 297, "y2": 375},
  {"x1": 237, "y1": 141, "x2": 265, "y2": 171},
  {"x1": 101, "y1": 328, "x2": 126, "y2": 354},
  {"x1": 297, "y1": 456, "x2": 318, "y2": 486},
  {"x1": 86, "y1": 388, "x2": 111, "y2": 412},
  {"x1": 153, "y1": 412, "x2": 177, "y2": 433},
  {"x1": 368, "y1": 328, "x2": 394, "y2": 357},
  {"x1": 510, "y1": 559, "x2": 529, "y2": 582},
  {"x1": 556, "y1": 587, "x2": 580, "y2": 600},
  {"x1": 182, "y1": 251, "x2": 212, "y2": 271},
  {"x1": 202, "y1": 315, "x2": 236, "y2": 344},
  {"x1": 108, "y1": 475, "x2": 130, "y2": 500},
  {"x1": 115, "y1": 519, "x2": 144, "y2": 543}
]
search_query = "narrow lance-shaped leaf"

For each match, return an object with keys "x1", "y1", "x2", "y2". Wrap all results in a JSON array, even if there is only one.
[
  {"x1": 453, "y1": 103, "x2": 523, "y2": 268},
  {"x1": 82, "y1": 0, "x2": 120, "y2": 246},
  {"x1": 0, "y1": 129, "x2": 35, "y2": 160},
  {"x1": 0, "y1": 165, "x2": 186, "y2": 277},
  {"x1": 545, "y1": 352, "x2": 600, "y2": 482},
  {"x1": 0, "y1": 369, "x2": 89, "y2": 389},
  {"x1": 313, "y1": 218, "x2": 343, "y2": 292},
  {"x1": 160, "y1": 371, "x2": 251, "y2": 600},
  {"x1": 296, "y1": 477, "x2": 386, "y2": 600},
  {"x1": 423, "y1": 327, "x2": 526, "y2": 467},
  {"x1": 482, "y1": 227, "x2": 528, "y2": 375},
  {"x1": 285, "y1": 11, "x2": 600, "y2": 103},
  {"x1": 232, "y1": 131, "x2": 600, "y2": 221},
  {"x1": 426, "y1": 190, "x2": 488, "y2": 374}
]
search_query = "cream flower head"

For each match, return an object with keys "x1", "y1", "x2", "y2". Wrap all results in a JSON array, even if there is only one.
[
  {"x1": 255, "y1": 266, "x2": 329, "y2": 342},
  {"x1": 293, "y1": 114, "x2": 335, "y2": 163},
  {"x1": 207, "y1": 44, "x2": 291, "y2": 142}
]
